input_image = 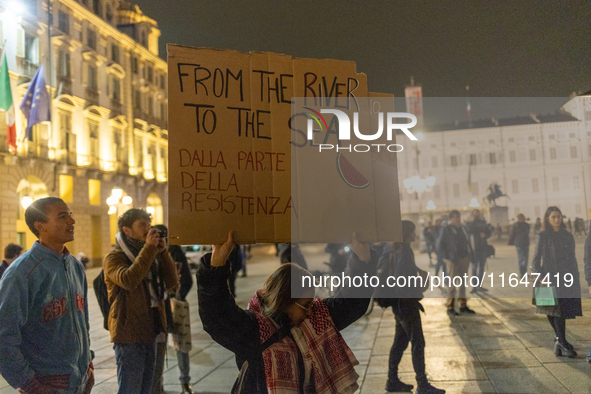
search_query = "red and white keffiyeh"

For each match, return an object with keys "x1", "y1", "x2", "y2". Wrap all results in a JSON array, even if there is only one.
[{"x1": 248, "y1": 292, "x2": 359, "y2": 394}]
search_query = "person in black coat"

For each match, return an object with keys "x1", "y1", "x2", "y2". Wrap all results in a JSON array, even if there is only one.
[
  {"x1": 585, "y1": 229, "x2": 591, "y2": 363},
  {"x1": 380, "y1": 221, "x2": 445, "y2": 394},
  {"x1": 466, "y1": 209, "x2": 492, "y2": 294},
  {"x1": 197, "y1": 231, "x2": 377, "y2": 393},
  {"x1": 531, "y1": 206, "x2": 582, "y2": 358},
  {"x1": 154, "y1": 225, "x2": 195, "y2": 394},
  {"x1": 508, "y1": 213, "x2": 530, "y2": 277},
  {"x1": 227, "y1": 243, "x2": 243, "y2": 298}
]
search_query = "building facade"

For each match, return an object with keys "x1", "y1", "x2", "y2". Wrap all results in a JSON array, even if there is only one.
[
  {"x1": 0, "y1": 0, "x2": 168, "y2": 266},
  {"x1": 398, "y1": 95, "x2": 591, "y2": 226}
]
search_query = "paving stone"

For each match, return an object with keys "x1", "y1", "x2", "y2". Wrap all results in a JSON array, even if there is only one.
[
  {"x1": 469, "y1": 336, "x2": 526, "y2": 351},
  {"x1": 528, "y1": 346, "x2": 588, "y2": 364},
  {"x1": 424, "y1": 381, "x2": 497, "y2": 393},
  {"x1": 487, "y1": 366, "x2": 570, "y2": 393},
  {"x1": 545, "y1": 361, "x2": 591, "y2": 393},
  {"x1": 475, "y1": 349, "x2": 542, "y2": 368}
]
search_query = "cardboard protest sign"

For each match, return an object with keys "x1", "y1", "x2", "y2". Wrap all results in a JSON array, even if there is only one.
[{"x1": 167, "y1": 44, "x2": 401, "y2": 245}]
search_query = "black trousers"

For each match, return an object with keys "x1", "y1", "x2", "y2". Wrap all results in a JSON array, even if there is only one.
[
  {"x1": 547, "y1": 315, "x2": 567, "y2": 344},
  {"x1": 388, "y1": 303, "x2": 427, "y2": 384}
]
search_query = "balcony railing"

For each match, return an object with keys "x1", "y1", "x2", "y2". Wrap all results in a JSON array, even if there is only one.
[
  {"x1": 17, "y1": 58, "x2": 38, "y2": 80},
  {"x1": 86, "y1": 88, "x2": 99, "y2": 106}
]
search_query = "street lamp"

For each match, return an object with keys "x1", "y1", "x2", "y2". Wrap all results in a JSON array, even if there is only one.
[
  {"x1": 21, "y1": 196, "x2": 33, "y2": 210},
  {"x1": 426, "y1": 200, "x2": 436, "y2": 211},
  {"x1": 469, "y1": 197, "x2": 480, "y2": 208},
  {"x1": 107, "y1": 188, "x2": 133, "y2": 216}
]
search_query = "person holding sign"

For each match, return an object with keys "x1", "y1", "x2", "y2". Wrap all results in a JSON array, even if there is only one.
[
  {"x1": 197, "y1": 231, "x2": 377, "y2": 393},
  {"x1": 530, "y1": 206, "x2": 582, "y2": 358}
]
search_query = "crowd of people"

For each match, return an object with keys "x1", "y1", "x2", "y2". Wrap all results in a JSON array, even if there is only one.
[{"x1": 0, "y1": 198, "x2": 589, "y2": 393}]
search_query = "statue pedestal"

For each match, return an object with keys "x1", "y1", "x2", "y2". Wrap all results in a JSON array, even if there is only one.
[{"x1": 489, "y1": 206, "x2": 509, "y2": 229}]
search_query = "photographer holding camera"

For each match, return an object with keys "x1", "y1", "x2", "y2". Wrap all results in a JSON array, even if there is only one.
[{"x1": 103, "y1": 208, "x2": 178, "y2": 394}]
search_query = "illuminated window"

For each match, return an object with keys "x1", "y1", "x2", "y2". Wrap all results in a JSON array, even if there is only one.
[
  {"x1": 89, "y1": 179, "x2": 101, "y2": 206},
  {"x1": 59, "y1": 175, "x2": 73, "y2": 203}
]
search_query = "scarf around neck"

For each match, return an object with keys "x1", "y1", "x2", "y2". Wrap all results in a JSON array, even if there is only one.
[
  {"x1": 247, "y1": 292, "x2": 359, "y2": 394},
  {"x1": 116, "y1": 232, "x2": 165, "y2": 307}
]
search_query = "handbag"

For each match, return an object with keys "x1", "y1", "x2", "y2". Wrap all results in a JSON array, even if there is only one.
[
  {"x1": 231, "y1": 327, "x2": 289, "y2": 394},
  {"x1": 170, "y1": 297, "x2": 192, "y2": 353},
  {"x1": 535, "y1": 286, "x2": 557, "y2": 306}
]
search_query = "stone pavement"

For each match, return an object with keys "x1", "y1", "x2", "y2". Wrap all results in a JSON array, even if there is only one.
[{"x1": 1, "y1": 241, "x2": 590, "y2": 393}]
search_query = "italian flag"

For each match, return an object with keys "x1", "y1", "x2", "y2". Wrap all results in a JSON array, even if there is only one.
[{"x1": 0, "y1": 54, "x2": 16, "y2": 152}]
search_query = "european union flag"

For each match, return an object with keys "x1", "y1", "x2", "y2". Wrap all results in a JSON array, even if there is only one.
[{"x1": 20, "y1": 64, "x2": 50, "y2": 138}]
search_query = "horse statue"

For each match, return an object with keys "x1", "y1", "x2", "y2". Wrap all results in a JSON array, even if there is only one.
[{"x1": 483, "y1": 183, "x2": 509, "y2": 207}]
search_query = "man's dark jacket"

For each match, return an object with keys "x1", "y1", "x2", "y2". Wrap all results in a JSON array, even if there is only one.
[
  {"x1": 436, "y1": 224, "x2": 473, "y2": 264},
  {"x1": 466, "y1": 219, "x2": 492, "y2": 253},
  {"x1": 508, "y1": 222, "x2": 530, "y2": 247}
]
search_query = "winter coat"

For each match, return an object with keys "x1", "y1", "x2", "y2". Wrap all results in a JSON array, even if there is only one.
[
  {"x1": 169, "y1": 245, "x2": 193, "y2": 301},
  {"x1": 197, "y1": 249, "x2": 378, "y2": 393},
  {"x1": 508, "y1": 222, "x2": 530, "y2": 247},
  {"x1": 436, "y1": 224, "x2": 473, "y2": 264},
  {"x1": 103, "y1": 242, "x2": 178, "y2": 343},
  {"x1": 531, "y1": 229, "x2": 582, "y2": 318},
  {"x1": 582, "y1": 231, "x2": 591, "y2": 286},
  {"x1": 466, "y1": 219, "x2": 492, "y2": 254}
]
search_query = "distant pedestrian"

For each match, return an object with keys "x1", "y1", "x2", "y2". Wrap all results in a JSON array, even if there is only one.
[
  {"x1": 534, "y1": 217, "x2": 542, "y2": 236},
  {"x1": 437, "y1": 210, "x2": 476, "y2": 316},
  {"x1": 239, "y1": 245, "x2": 250, "y2": 276},
  {"x1": 433, "y1": 218, "x2": 447, "y2": 277},
  {"x1": 532, "y1": 206, "x2": 581, "y2": 358},
  {"x1": 508, "y1": 214, "x2": 530, "y2": 277},
  {"x1": 228, "y1": 243, "x2": 243, "y2": 298},
  {"x1": 495, "y1": 223, "x2": 502, "y2": 240},
  {"x1": 467, "y1": 209, "x2": 492, "y2": 294},
  {"x1": 381, "y1": 221, "x2": 445, "y2": 394},
  {"x1": 566, "y1": 218, "x2": 573, "y2": 233},
  {"x1": 151, "y1": 225, "x2": 195, "y2": 394},
  {"x1": 0, "y1": 243, "x2": 22, "y2": 280},
  {"x1": 423, "y1": 222, "x2": 436, "y2": 266},
  {"x1": 582, "y1": 222, "x2": 591, "y2": 363},
  {"x1": 0, "y1": 197, "x2": 94, "y2": 393},
  {"x1": 280, "y1": 244, "x2": 308, "y2": 270}
]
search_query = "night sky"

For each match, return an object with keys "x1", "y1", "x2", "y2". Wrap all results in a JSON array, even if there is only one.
[{"x1": 134, "y1": 0, "x2": 591, "y2": 122}]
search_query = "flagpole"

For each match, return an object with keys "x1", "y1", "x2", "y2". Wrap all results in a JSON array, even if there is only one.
[{"x1": 47, "y1": 0, "x2": 53, "y2": 117}]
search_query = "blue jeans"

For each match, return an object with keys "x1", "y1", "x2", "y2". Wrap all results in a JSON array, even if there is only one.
[
  {"x1": 114, "y1": 342, "x2": 157, "y2": 394},
  {"x1": 515, "y1": 245, "x2": 529, "y2": 277},
  {"x1": 177, "y1": 350, "x2": 191, "y2": 384},
  {"x1": 587, "y1": 346, "x2": 591, "y2": 363},
  {"x1": 471, "y1": 251, "x2": 487, "y2": 285},
  {"x1": 435, "y1": 253, "x2": 447, "y2": 276}
]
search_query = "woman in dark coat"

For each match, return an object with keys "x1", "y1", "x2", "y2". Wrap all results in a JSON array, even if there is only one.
[
  {"x1": 531, "y1": 206, "x2": 582, "y2": 358},
  {"x1": 197, "y1": 231, "x2": 377, "y2": 393}
]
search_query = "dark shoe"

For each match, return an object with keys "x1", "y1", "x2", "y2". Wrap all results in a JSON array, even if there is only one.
[
  {"x1": 385, "y1": 378, "x2": 413, "y2": 392},
  {"x1": 181, "y1": 383, "x2": 195, "y2": 394},
  {"x1": 555, "y1": 341, "x2": 577, "y2": 358},
  {"x1": 478, "y1": 287, "x2": 489, "y2": 292},
  {"x1": 416, "y1": 382, "x2": 446, "y2": 394},
  {"x1": 459, "y1": 306, "x2": 476, "y2": 314},
  {"x1": 240, "y1": 273, "x2": 247, "y2": 277},
  {"x1": 470, "y1": 288, "x2": 478, "y2": 294},
  {"x1": 447, "y1": 309, "x2": 458, "y2": 318}
]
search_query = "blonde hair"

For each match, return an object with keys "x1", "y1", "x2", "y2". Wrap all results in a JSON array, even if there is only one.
[{"x1": 261, "y1": 263, "x2": 312, "y2": 319}]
